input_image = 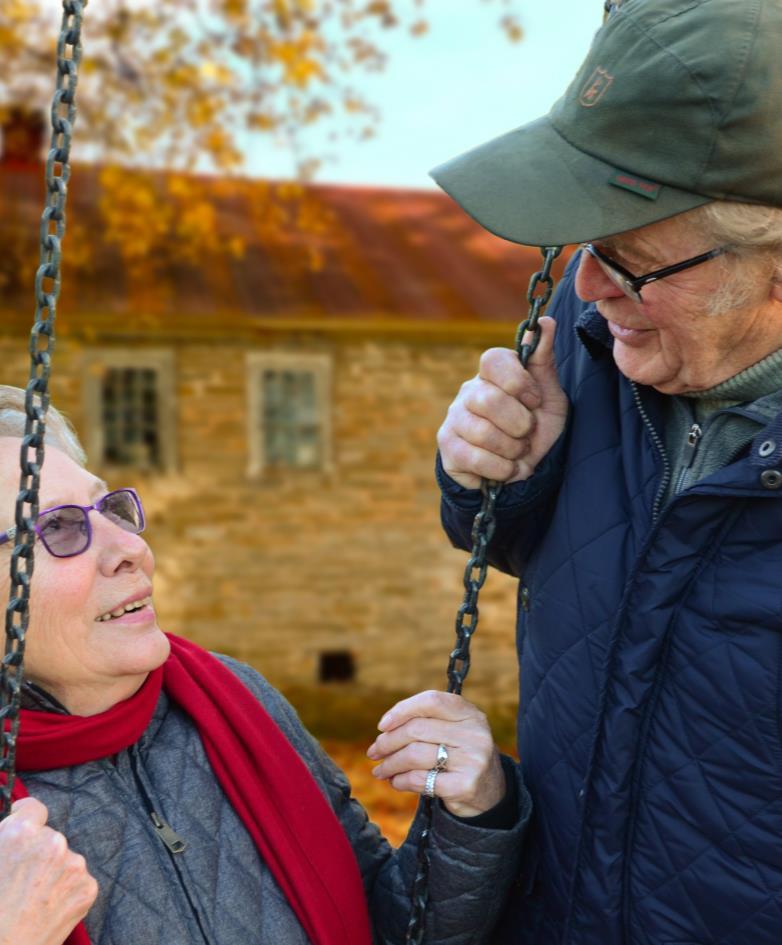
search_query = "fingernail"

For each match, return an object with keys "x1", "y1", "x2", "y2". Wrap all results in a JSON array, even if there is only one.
[
  {"x1": 378, "y1": 713, "x2": 392, "y2": 730},
  {"x1": 371, "y1": 766, "x2": 382, "y2": 779},
  {"x1": 366, "y1": 743, "x2": 377, "y2": 759}
]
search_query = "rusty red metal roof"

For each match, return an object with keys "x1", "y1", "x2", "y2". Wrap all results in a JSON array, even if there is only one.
[{"x1": 0, "y1": 163, "x2": 574, "y2": 332}]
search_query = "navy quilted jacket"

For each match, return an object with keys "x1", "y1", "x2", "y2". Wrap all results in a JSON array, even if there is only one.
[{"x1": 440, "y1": 255, "x2": 782, "y2": 945}]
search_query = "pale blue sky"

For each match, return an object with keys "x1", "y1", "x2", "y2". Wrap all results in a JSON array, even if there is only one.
[{"x1": 247, "y1": 1, "x2": 605, "y2": 188}]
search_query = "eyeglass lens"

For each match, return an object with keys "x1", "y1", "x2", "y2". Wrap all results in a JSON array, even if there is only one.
[
  {"x1": 37, "y1": 490, "x2": 143, "y2": 557},
  {"x1": 590, "y1": 253, "x2": 641, "y2": 301},
  {"x1": 98, "y1": 491, "x2": 143, "y2": 533},
  {"x1": 38, "y1": 506, "x2": 89, "y2": 556}
]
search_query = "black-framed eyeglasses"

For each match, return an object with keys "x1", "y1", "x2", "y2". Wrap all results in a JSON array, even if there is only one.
[
  {"x1": 0, "y1": 488, "x2": 145, "y2": 558},
  {"x1": 582, "y1": 242, "x2": 728, "y2": 302}
]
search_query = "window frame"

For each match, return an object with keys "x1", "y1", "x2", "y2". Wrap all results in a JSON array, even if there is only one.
[
  {"x1": 246, "y1": 352, "x2": 333, "y2": 476},
  {"x1": 82, "y1": 348, "x2": 177, "y2": 473}
]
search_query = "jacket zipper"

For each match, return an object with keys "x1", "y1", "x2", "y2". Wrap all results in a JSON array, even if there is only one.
[
  {"x1": 631, "y1": 382, "x2": 671, "y2": 522},
  {"x1": 675, "y1": 422, "x2": 703, "y2": 494},
  {"x1": 150, "y1": 811, "x2": 187, "y2": 854},
  {"x1": 127, "y1": 749, "x2": 211, "y2": 945},
  {"x1": 128, "y1": 751, "x2": 188, "y2": 856}
]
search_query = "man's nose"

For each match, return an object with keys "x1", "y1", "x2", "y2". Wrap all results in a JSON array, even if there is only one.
[{"x1": 574, "y1": 249, "x2": 627, "y2": 303}]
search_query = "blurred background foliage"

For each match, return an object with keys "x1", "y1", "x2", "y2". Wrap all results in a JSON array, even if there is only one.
[{"x1": 1, "y1": 0, "x2": 523, "y2": 275}]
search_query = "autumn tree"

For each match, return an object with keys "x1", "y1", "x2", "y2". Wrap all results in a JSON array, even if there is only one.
[{"x1": 0, "y1": 0, "x2": 522, "y2": 282}]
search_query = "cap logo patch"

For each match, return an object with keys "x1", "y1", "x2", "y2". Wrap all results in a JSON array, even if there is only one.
[
  {"x1": 608, "y1": 170, "x2": 662, "y2": 201},
  {"x1": 580, "y1": 67, "x2": 614, "y2": 107}
]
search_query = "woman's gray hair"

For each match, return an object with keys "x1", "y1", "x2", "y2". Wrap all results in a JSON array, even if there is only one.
[
  {"x1": 688, "y1": 202, "x2": 782, "y2": 315},
  {"x1": 0, "y1": 386, "x2": 87, "y2": 467}
]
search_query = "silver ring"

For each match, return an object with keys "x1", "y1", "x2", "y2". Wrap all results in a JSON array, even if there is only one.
[
  {"x1": 435, "y1": 743, "x2": 449, "y2": 771},
  {"x1": 424, "y1": 767, "x2": 439, "y2": 798}
]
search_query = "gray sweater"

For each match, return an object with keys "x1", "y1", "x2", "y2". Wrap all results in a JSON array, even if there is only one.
[
  {"x1": 20, "y1": 655, "x2": 530, "y2": 945},
  {"x1": 663, "y1": 347, "x2": 782, "y2": 503}
]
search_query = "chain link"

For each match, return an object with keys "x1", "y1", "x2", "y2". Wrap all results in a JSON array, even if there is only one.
[
  {"x1": 0, "y1": 0, "x2": 84, "y2": 819},
  {"x1": 404, "y1": 245, "x2": 562, "y2": 944}
]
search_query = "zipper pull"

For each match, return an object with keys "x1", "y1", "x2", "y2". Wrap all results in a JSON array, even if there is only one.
[
  {"x1": 685, "y1": 423, "x2": 703, "y2": 467},
  {"x1": 150, "y1": 811, "x2": 187, "y2": 854}
]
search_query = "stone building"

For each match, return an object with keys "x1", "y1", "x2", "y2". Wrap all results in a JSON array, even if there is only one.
[{"x1": 0, "y1": 118, "x2": 573, "y2": 719}]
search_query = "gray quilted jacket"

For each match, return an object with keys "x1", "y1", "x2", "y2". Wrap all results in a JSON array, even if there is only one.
[{"x1": 21, "y1": 656, "x2": 530, "y2": 945}]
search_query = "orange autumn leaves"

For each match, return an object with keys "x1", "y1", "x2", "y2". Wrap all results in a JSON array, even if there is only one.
[{"x1": 1, "y1": 1, "x2": 522, "y2": 280}]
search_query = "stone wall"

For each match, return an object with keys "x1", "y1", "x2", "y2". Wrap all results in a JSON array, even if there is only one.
[{"x1": 0, "y1": 329, "x2": 522, "y2": 714}]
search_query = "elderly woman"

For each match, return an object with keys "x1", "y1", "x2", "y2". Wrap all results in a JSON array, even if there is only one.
[
  {"x1": 432, "y1": 2, "x2": 782, "y2": 944},
  {"x1": 0, "y1": 387, "x2": 529, "y2": 945}
]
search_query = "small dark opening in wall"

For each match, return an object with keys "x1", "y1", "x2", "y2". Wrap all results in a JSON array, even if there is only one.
[{"x1": 319, "y1": 651, "x2": 355, "y2": 683}]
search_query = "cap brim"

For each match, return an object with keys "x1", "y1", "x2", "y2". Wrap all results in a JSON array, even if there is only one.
[{"x1": 430, "y1": 116, "x2": 710, "y2": 246}]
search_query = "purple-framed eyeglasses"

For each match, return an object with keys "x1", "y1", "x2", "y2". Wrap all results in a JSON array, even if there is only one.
[{"x1": 0, "y1": 488, "x2": 145, "y2": 559}]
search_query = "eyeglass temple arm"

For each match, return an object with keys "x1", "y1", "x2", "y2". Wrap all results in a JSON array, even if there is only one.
[{"x1": 635, "y1": 247, "x2": 728, "y2": 287}]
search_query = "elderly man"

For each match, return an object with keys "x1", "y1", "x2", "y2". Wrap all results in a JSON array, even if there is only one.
[{"x1": 433, "y1": 2, "x2": 782, "y2": 944}]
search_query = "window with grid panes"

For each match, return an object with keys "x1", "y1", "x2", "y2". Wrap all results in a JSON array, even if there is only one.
[
  {"x1": 262, "y1": 369, "x2": 322, "y2": 468},
  {"x1": 82, "y1": 349, "x2": 176, "y2": 473},
  {"x1": 246, "y1": 352, "x2": 331, "y2": 476},
  {"x1": 101, "y1": 368, "x2": 161, "y2": 468}
]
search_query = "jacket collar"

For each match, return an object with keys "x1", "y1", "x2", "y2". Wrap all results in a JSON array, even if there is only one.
[
  {"x1": 21, "y1": 680, "x2": 70, "y2": 714},
  {"x1": 572, "y1": 299, "x2": 782, "y2": 483},
  {"x1": 576, "y1": 304, "x2": 613, "y2": 360}
]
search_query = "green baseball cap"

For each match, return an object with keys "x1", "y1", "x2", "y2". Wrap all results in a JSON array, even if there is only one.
[{"x1": 430, "y1": 0, "x2": 782, "y2": 246}]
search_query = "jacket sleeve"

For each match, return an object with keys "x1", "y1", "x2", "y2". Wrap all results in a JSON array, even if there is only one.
[
  {"x1": 218, "y1": 657, "x2": 531, "y2": 945},
  {"x1": 438, "y1": 426, "x2": 569, "y2": 578},
  {"x1": 313, "y1": 747, "x2": 530, "y2": 945},
  {"x1": 437, "y1": 255, "x2": 581, "y2": 578}
]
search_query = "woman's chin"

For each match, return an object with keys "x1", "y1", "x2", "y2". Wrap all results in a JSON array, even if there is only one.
[{"x1": 110, "y1": 625, "x2": 171, "y2": 677}]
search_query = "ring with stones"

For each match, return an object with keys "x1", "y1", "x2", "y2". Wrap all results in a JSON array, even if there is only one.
[
  {"x1": 435, "y1": 743, "x2": 449, "y2": 772},
  {"x1": 424, "y1": 767, "x2": 439, "y2": 798}
]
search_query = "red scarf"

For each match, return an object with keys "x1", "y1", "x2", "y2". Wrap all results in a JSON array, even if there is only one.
[{"x1": 11, "y1": 634, "x2": 373, "y2": 945}]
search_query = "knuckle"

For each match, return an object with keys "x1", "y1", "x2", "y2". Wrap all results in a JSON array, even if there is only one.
[
  {"x1": 493, "y1": 455, "x2": 517, "y2": 481},
  {"x1": 66, "y1": 851, "x2": 88, "y2": 874},
  {"x1": 459, "y1": 376, "x2": 477, "y2": 395},
  {"x1": 10, "y1": 818, "x2": 38, "y2": 842},
  {"x1": 450, "y1": 439, "x2": 476, "y2": 468},
  {"x1": 471, "y1": 383, "x2": 497, "y2": 416},
  {"x1": 438, "y1": 419, "x2": 460, "y2": 452},
  {"x1": 11, "y1": 796, "x2": 48, "y2": 819},
  {"x1": 464, "y1": 412, "x2": 489, "y2": 443},
  {"x1": 42, "y1": 827, "x2": 68, "y2": 859},
  {"x1": 511, "y1": 406, "x2": 534, "y2": 438},
  {"x1": 478, "y1": 347, "x2": 512, "y2": 374}
]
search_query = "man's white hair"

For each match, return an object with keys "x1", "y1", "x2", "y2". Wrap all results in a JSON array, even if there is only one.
[
  {"x1": 688, "y1": 202, "x2": 782, "y2": 316},
  {"x1": 0, "y1": 385, "x2": 86, "y2": 467}
]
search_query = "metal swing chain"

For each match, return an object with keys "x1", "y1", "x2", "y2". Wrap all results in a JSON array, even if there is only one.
[
  {"x1": 404, "y1": 245, "x2": 562, "y2": 945},
  {"x1": 0, "y1": 0, "x2": 85, "y2": 819}
]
